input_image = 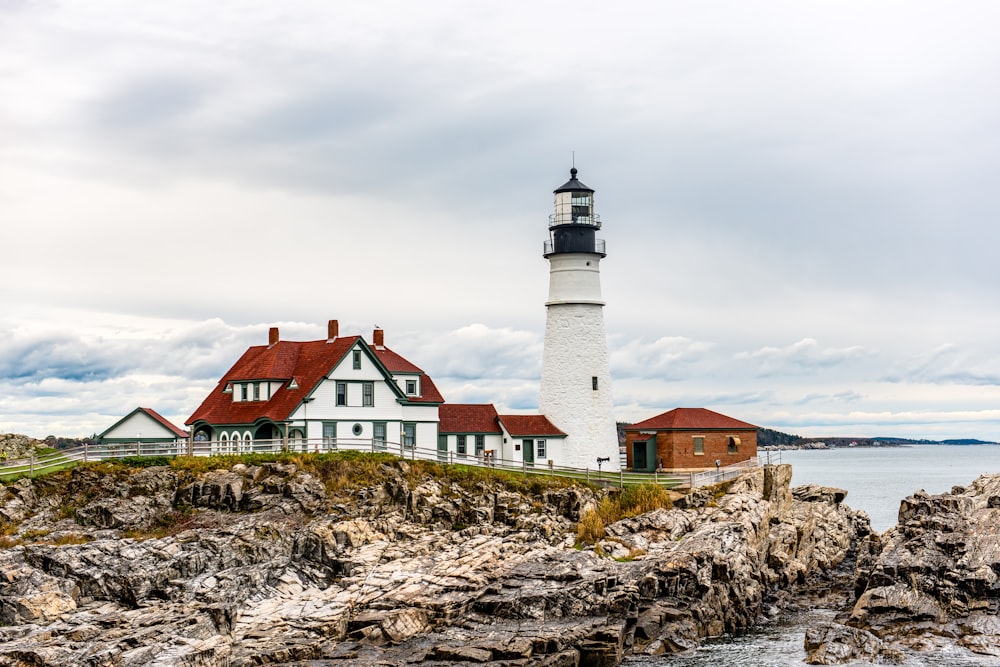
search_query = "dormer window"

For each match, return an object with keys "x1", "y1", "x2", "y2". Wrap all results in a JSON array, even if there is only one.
[
  {"x1": 405, "y1": 379, "x2": 417, "y2": 395},
  {"x1": 240, "y1": 384, "x2": 248, "y2": 401},
  {"x1": 253, "y1": 382, "x2": 261, "y2": 401}
]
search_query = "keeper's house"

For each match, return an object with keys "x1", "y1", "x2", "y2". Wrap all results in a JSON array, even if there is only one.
[
  {"x1": 186, "y1": 321, "x2": 443, "y2": 451},
  {"x1": 624, "y1": 408, "x2": 758, "y2": 472}
]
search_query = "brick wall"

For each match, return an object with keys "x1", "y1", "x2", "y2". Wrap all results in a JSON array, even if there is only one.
[{"x1": 625, "y1": 428, "x2": 758, "y2": 470}]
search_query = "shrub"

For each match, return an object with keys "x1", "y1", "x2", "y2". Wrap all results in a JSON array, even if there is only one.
[
  {"x1": 575, "y1": 483, "x2": 674, "y2": 546},
  {"x1": 576, "y1": 508, "x2": 605, "y2": 545},
  {"x1": 618, "y1": 484, "x2": 673, "y2": 517}
]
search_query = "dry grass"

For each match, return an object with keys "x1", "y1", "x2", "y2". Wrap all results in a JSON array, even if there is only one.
[{"x1": 575, "y1": 484, "x2": 674, "y2": 546}]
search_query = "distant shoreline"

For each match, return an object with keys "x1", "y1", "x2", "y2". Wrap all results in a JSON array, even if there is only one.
[{"x1": 761, "y1": 441, "x2": 998, "y2": 452}]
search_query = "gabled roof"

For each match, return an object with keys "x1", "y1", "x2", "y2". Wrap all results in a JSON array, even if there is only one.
[
  {"x1": 439, "y1": 404, "x2": 501, "y2": 434},
  {"x1": 142, "y1": 407, "x2": 190, "y2": 438},
  {"x1": 627, "y1": 408, "x2": 757, "y2": 431},
  {"x1": 99, "y1": 407, "x2": 188, "y2": 439},
  {"x1": 497, "y1": 414, "x2": 566, "y2": 438},
  {"x1": 186, "y1": 335, "x2": 443, "y2": 426}
]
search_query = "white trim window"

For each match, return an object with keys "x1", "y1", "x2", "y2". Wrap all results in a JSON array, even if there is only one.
[{"x1": 536, "y1": 439, "x2": 546, "y2": 459}]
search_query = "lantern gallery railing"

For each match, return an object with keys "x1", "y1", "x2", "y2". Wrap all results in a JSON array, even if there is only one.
[
  {"x1": 0, "y1": 438, "x2": 768, "y2": 490},
  {"x1": 543, "y1": 238, "x2": 606, "y2": 256},
  {"x1": 548, "y1": 212, "x2": 602, "y2": 228}
]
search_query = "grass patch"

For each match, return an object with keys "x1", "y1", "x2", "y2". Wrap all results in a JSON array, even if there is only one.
[
  {"x1": 20, "y1": 528, "x2": 50, "y2": 540},
  {"x1": 575, "y1": 484, "x2": 674, "y2": 546},
  {"x1": 124, "y1": 508, "x2": 198, "y2": 541}
]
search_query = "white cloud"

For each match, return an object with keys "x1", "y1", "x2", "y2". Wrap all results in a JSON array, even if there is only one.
[
  {"x1": 734, "y1": 339, "x2": 872, "y2": 377},
  {"x1": 2, "y1": 1, "x2": 1000, "y2": 442}
]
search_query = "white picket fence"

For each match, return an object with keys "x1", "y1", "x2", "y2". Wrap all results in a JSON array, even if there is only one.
[{"x1": 0, "y1": 438, "x2": 775, "y2": 490}]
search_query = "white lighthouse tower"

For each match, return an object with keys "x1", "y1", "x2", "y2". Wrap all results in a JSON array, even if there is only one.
[{"x1": 539, "y1": 168, "x2": 620, "y2": 471}]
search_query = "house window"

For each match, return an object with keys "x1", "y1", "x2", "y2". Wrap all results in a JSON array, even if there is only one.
[
  {"x1": 693, "y1": 436, "x2": 705, "y2": 455},
  {"x1": 336, "y1": 382, "x2": 347, "y2": 406},
  {"x1": 362, "y1": 381, "x2": 374, "y2": 407},
  {"x1": 373, "y1": 422, "x2": 387, "y2": 450},
  {"x1": 253, "y1": 382, "x2": 260, "y2": 401},
  {"x1": 405, "y1": 379, "x2": 417, "y2": 395},
  {"x1": 475, "y1": 434, "x2": 485, "y2": 456},
  {"x1": 352, "y1": 423, "x2": 363, "y2": 436},
  {"x1": 323, "y1": 423, "x2": 337, "y2": 450},
  {"x1": 457, "y1": 435, "x2": 467, "y2": 456},
  {"x1": 353, "y1": 349, "x2": 361, "y2": 370},
  {"x1": 403, "y1": 423, "x2": 416, "y2": 449},
  {"x1": 728, "y1": 436, "x2": 740, "y2": 454},
  {"x1": 537, "y1": 439, "x2": 546, "y2": 459},
  {"x1": 240, "y1": 384, "x2": 248, "y2": 401},
  {"x1": 592, "y1": 376, "x2": 598, "y2": 390}
]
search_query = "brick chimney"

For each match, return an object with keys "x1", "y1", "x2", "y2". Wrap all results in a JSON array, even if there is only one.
[
  {"x1": 373, "y1": 327, "x2": 384, "y2": 348},
  {"x1": 327, "y1": 319, "x2": 339, "y2": 341},
  {"x1": 269, "y1": 327, "x2": 279, "y2": 347}
]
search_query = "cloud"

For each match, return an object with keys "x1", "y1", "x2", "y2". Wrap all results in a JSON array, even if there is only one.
[
  {"x1": 885, "y1": 344, "x2": 1000, "y2": 386},
  {"x1": 395, "y1": 323, "x2": 542, "y2": 381},
  {"x1": 609, "y1": 336, "x2": 715, "y2": 379},
  {"x1": 734, "y1": 339, "x2": 872, "y2": 377}
]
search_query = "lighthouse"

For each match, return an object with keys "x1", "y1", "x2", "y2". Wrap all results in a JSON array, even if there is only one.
[{"x1": 539, "y1": 168, "x2": 620, "y2": 471}]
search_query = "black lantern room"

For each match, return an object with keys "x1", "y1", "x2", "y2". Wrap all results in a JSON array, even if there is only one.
[{"x1": 544, "y1": 168, "x2": 606, "y2": 257}]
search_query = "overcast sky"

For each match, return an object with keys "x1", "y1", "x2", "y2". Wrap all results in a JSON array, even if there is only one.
[{"x1": 2, "y1": 1, "x2": 1000, "y2": 441}]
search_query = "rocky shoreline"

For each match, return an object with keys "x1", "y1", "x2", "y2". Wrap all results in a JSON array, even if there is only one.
[
  {"x1": 804, "y1": 473, "x2": 1000, "y2": 664},
  {"x1": 1, "y1": 456, "x2": 994, "y2": 666}
]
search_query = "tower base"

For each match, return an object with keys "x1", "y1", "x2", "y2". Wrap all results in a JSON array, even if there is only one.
[{"x1": 539, "y1": 303, "x2": 619, "y2": 471}]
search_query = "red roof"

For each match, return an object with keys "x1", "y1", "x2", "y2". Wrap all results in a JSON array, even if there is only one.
[
  {"x1": 140, "y1": 407, "x2": 189, "y2": 438},
  {"x1": 439, "y1": 404, "x2": 501, "y2": 434},
  {"x1": 186, "y1": 335, "x2": 443, "y2": 426},
  {"x1": 498, "y1": 414, "x2": 566, "y2": 437},
  {"x1": 627, "y1": 408, "x2": 757, "y2": 431}
]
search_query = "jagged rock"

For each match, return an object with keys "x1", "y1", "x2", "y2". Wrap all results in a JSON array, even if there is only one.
[
  {"x1": 0, "y1": 434, "x2": 43, "y2": 461},
  {"x1": 0, "y1": 461, "x2": 871, "y2": 666},
  {"x1": 804, "y1": 622, "x2": 904, "y2": 664},
  {"x1": 75, "y1": 494, "x2": 172, "y2": 530},
  {"x1": 822, "y1": 472, "x2": 1000, "y2": 660},
  {"x1": 793, "y1": 484, "x2": 848, "y2": 505}
]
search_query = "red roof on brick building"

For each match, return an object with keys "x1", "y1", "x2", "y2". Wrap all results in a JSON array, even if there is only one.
[
  {"x1": 497, "y1": 415, "x2": 566, "y2": 437},
  {"x1": 439, "y1": 404, "x2": 501, "y2": 434},
  {"x1": 627, "y1": 408, "x2": 757, "y2": 431}
]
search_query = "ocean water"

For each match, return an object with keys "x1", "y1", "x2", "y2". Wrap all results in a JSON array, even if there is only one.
[
  {"x1": 626, "y1": 444, "x2": 1000, "y2": 666},
  {"x1": 778, "y1": 444, "x2": 1000, "y2": 533}
]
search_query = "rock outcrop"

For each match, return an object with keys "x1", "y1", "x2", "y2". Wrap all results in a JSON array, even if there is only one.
[
  {"x1": 805, "y1": 473, "x2": 1000, "y2": 664},
  {"x1": 0, "y1": 459, "x2": 865, "y2": 666}
]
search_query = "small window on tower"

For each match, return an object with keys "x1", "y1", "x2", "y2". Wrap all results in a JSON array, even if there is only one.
[{"x1": 592, "y1": 376, "x2": 598, "y2": 391}]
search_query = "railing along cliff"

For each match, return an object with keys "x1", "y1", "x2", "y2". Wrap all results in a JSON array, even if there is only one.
[{"x1": 0, "y1": 437, "x2": 768, "y2": 490}]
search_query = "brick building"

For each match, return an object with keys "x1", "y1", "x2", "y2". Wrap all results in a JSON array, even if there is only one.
[{"x1": 624, "y1": 408, "x2": 758, "y2": 471}]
